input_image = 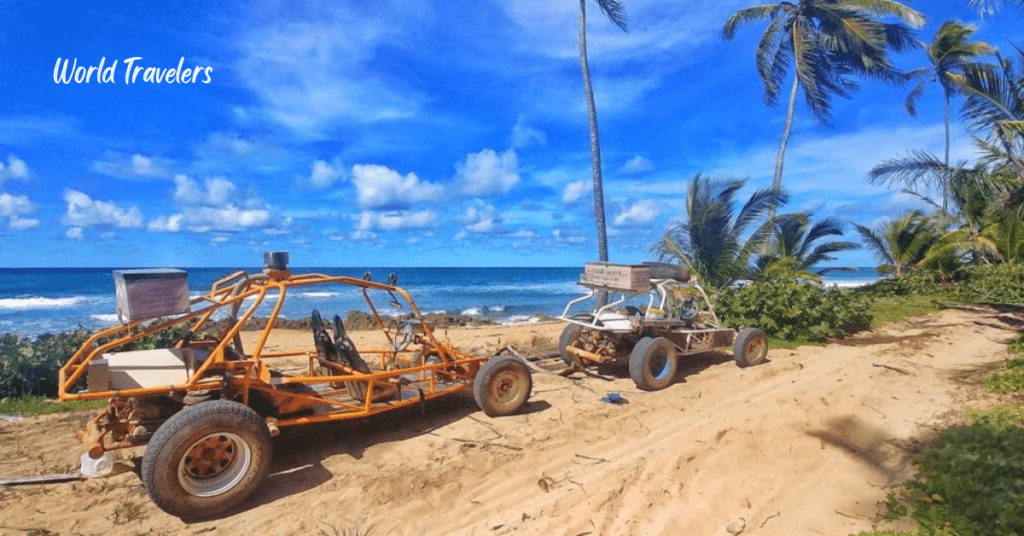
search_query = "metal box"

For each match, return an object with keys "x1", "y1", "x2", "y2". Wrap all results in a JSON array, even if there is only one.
[
  {"x1": 579, "y1": 263, "x2": 651, "y2": 292},
  {"x1": 114, "y1": 269, "x2": 190, "y2": 323}
]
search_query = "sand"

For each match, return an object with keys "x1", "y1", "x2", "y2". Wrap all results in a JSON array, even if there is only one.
[{"x1": 1, "y1": 306, "x2": 1021, "y2": 536}]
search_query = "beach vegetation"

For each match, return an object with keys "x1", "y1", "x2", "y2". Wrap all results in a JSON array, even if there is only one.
[
  {"x1": 0, "y1": 323, "x2": 191, "y2": 401},
  {"x1": 654, "y1": 174, "x2": 786, "y2": 290},
  {"x1": 854, "y1": 211, "x2": 939, "y2": 278},
  {"x1": 715, "y1": 279, "x2": 872, "y2": 341},
  {"x1": 854, "y1": 334, "x2": 1024, "y2": 536},
  {"x1": 750, "y1": 212, "x2": 860, "y2": 282}
]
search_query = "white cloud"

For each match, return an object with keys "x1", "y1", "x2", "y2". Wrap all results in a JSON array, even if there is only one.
[
  {"x1": 455, "y1": 148, "x2": 519, "y2": 197},
  {"x1": 147, "y1": 214, "x2": 184, "y2": 233},
  {"x1": 308, "y1": 159, "x2": 343, "y2": 189},
  {"x1": 351, "y1": 164, "x2": 444, "y2": 208},
  {"x1": 511, "y1": 115, "x2": 547, "y2": 148},
  {"x1": 0, "y1": 192, "x2": 34, "y2": 216},
  {"x1": 63, "y1": 189, "x2": 143, "y2": 229},
  {"x1": 357, "y1": 210, "x2": 437, "y2": 231},
  {"x1": 0, "y1": 154, "x2": 30, "y2": 184},
  {"x1": 613, "y1": 200, "x2": 661, "y2": 228},
  {"x1": 553, "y1": 228, "x2": 586, "y2": 244},
  {"x1": 9, "y1": 216, "x2": 38, "y2": 230},
  {"x1": 66, "y1": 227, "x2": 83, "y2": 240},
  {"x1": 92, "y1": 151, "x2": 170, "y2": 179},
  {"x1": 621, "y1": 155, "x2": 655, "y2": 174},
  {"x1": 235, "y1": 5, "x2": 430, "y2": 136},
  {"x1": 172, "y1": 175, "x2": 238, "y2": 206},
  {"x1": 562, "y1": 180, "x2": 588, "y2": 204},
  {"x1": 149, "y1": 206, "x2": 273, "y2": 233}
]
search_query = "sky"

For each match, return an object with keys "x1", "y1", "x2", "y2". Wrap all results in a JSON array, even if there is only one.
[{"x1": 0, "y1": 1, "x2": 1022, "y2": 268}]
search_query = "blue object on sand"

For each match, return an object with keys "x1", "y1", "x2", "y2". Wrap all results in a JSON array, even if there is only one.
[{"x1": 601, "y1": 392, "x2": 626, "y2": 404}]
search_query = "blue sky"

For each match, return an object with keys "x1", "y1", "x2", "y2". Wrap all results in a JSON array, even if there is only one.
[{"x1": 0, "y1": 1, "x2": 1021, "y2": 268}]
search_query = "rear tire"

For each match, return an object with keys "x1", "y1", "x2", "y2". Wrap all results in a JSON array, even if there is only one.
[
  {"x1": 473, "y1": 355, "x2": 532, "y2": 417},
  {"x1": 733, "y1": 327, "x2": 768, "y2": 368},
  {"x1": 558, "y1": 315, "x2": 598, "y2": 366},
  {"x1": 141, "y1": 400, "x2": 272, "y2": 521},
  {"x1": 628, "y1": 337, "x2": 677, "y2": 391}
]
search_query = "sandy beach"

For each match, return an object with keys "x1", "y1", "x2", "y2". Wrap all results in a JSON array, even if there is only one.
[{"x1": 1, "y1": 306, "x2": 1021, "y2": 535}]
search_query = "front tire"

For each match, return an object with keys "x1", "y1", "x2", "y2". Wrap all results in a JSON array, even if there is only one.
[
  {"x1": 141, "y1": 400, "x2": 272, "y2": 520},
  {"x1": 629, "y1": 337, "x2": 678, "y2": 391},
  {"x1": 473, "y1": 355, "x2": 532, "y2": 417},
  {"x1": 733, "y1": 327, "x2": 768, "y2": 368}
]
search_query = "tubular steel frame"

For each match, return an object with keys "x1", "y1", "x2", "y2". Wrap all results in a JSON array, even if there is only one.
[{"x1": 60, "y1": 268, "x2": 490, "y2": 456}]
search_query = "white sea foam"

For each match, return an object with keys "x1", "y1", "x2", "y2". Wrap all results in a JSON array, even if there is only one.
[
  {"x1": 90, "y1": 313, "x2": 120, "y2": 324},
  {"x1": 500, "y1": 314, "x2": 544, "y2": 325},
  {"x1": 0, "y1": 296, "x2": 91, "y2": 310},
  {"x1": 299, "y1": 291, "x2": 340, "y2": 298},
  {"x1": 461, "y1": 307, "x2": 483, "y2": 316}
]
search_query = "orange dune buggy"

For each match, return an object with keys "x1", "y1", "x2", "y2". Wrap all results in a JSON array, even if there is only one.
[{"x1": 58, "y1": 252, "x2": 533, "y2": 520}]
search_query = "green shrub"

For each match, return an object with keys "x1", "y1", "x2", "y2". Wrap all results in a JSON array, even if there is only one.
[
  {"x1": 0, "y1": 331, "x2": 90, "y2": 399},
  {"x1": 985, "y1": 334, "x2": 1024, "y2": 394},
  {"x1": 860, "y1": 270, "x2": 948, "y2": 298},
  {"x1": 0, "y1": 323, "x2": 191, "y2": 400},
  {"x1": 715, "y1": 279, "x2": 873, "y2": 341},
  {"x1": 949, "y1": 263, "x2": 1024, "y2": 304},
  {"x1": 860, "y1": 264, "x2": 1024, "y2": 305},
  {"x1": 893, "y1": 407, "x2": 1024, "y2": 535}
]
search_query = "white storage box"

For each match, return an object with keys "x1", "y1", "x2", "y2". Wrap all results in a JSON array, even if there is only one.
[
  {"x1": 114, "y1": 269, "x2": 190, "y2": 323},
  {"x1": 579, "y1": 263, "x2": 651, "y2": 292}
]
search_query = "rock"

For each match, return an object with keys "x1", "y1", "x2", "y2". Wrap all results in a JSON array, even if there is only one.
[{"x1": 726, "y1": 517, "x2": 746, "y2": 535}]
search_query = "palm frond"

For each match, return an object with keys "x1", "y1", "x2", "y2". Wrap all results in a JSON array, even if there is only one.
[
  {"x1": 840, "y1": 0, "x2": 926, "y2": 27},
  {"x1": 867, "y1": 150, "x2": 947, "y2": 190},
  {"x1": 592, "y1": 0, "x2": 627, "y2": 32},
  {"x1": 723, "y1": 3, "x2": 779, "y2": 40}
]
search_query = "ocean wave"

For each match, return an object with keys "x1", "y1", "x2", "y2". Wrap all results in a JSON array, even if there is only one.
[
  {"x1": 461, "y1": 307, "x2": 483, "y2": 316},
  {"x1": 406, "y1": 281, "x2": 582, "y2": 295},
  {"x1": 0, "y1": 296, "x2": 94, "y2": 310},
  {"x1": 298, "y1": 291, "x2": 340, "y2": 298},
  {"x1": 90, "y1": 313, "x2": 121, "y2": 324},
  {"x1": 499, "y1": 314, "x2": 544, "y2": 326}
]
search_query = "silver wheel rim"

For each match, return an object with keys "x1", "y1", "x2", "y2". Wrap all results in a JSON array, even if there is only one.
[{"x1": 177, "y1": 432, "x2": 252, "y2": 498}]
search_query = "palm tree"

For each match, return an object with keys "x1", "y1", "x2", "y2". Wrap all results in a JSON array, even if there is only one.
[
  {"x1": 723, "y1": 0, "x2": 924, "y2": 221},
  {"x1": 854, "y1": 210, "x2": 937, "y2": 277},
  {"x1": 969, "y1": 0, "x2": 1024, "y2": 16},
  {"x1": 752, "y1": 213, "x2": 859, "y2": 280},
  {"x1": 579, "y1": 0, "x2": 627, "y2": 262},
  {"x1": 904, "y1": 20, "x2": 996, "y2": 213},
  {"x1": 654, "y1": 174, "x2": 787, "y2": 289},
  {"x1": 960, "y1": 49, "x2": 1024, "y2": 179}
]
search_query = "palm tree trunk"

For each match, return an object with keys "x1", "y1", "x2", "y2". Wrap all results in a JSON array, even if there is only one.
[
  {"x1": 762, "y1": 73, "x2": 799, "y2": 254},
  {"x1": 579, "y1": 0, "x2": 609, "y2": 263},
  {"x1": 943, "y1": 91, "x2": 950, "y2": 214},
  {"x1": 774, "y1": 73, "x2": 799, "y2": 203}
]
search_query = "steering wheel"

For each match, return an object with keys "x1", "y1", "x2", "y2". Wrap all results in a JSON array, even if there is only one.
[{"x1": 393, "y1": 321, "x2": 415, "y2": 353}]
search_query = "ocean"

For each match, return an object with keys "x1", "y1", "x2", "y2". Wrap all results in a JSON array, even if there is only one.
[{"x1": 0, "y1": 266, "x2": 881, "y2": 337}]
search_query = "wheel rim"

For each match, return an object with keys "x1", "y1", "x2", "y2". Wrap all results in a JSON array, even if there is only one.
[
  {"x1": 489, "y1": 368, "x2": 525, "y2": 408},
  {"x1": 650, "y1": 349, "x2": 672, "y2": 381},
  {"x1": 178, "y1": 432, "x2": 252, "y2": 498},
  {"x1": 745, "y1": 336, "x2": 766, "y2": 361}
]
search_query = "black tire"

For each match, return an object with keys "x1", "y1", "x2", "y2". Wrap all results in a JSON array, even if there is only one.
[
  {"x1": 558, "y1": 315, "x2": 598, "y2": 366},
  {"x1": 558, "y1": 323, "x2": 584, "y2": 366},
  {"x1": 733, "y1": 327, "x2": 768, "y2": 368},
  {"x1": 473, "y1": 355, "x2": 532, "y2": 417},
  {"x1": 141, "y1": 400, "x2": 272, "y2": 521},
  {"x1": 628, "y1": 337, "x2": 678, "y2": 391}
]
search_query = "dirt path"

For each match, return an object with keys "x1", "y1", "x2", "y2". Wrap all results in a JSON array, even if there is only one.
[{"x1": 1, "y1": 307, "x2": 1020, "y2": 536}]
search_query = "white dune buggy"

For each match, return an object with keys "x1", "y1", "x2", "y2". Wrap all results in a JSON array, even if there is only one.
[{"x1": 557, "y1": 263, "x2": 768, "y2": 391}]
